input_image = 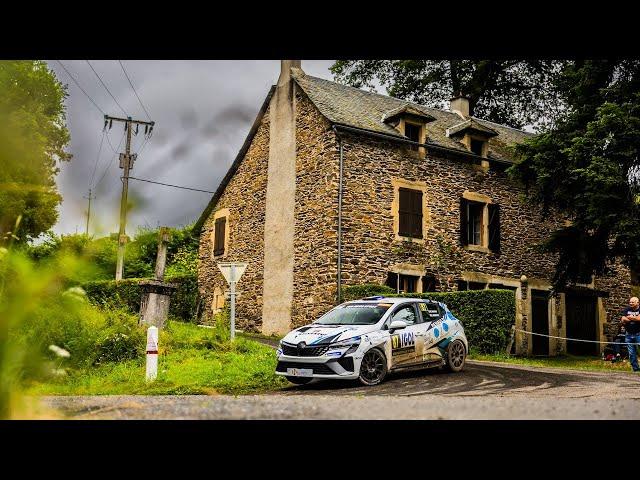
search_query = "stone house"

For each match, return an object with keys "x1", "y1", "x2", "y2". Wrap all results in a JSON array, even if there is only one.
[{"x1": 194, "y1": 60, "x2": 631, "y2": 356}]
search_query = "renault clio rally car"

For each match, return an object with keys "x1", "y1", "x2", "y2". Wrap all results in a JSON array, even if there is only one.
[{"x1": 275, "y1": 296, "x2": 468, "y2": 386}]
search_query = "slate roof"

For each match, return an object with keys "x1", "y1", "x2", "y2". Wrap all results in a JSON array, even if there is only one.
[
  {"x1": 195, "y1": 69, "x2": 536, "y2": 234},
  {"x1": 291, "y1": 68, "x2": 533, "y2": 164}
]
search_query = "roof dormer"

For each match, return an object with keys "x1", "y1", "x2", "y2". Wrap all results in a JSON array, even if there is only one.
[
  {"x1": 445, "y1": 118, "x2": 498, "y2": 159},
  {"x1": 382, "y1": 104, "x2": 435, "y2": 156}
]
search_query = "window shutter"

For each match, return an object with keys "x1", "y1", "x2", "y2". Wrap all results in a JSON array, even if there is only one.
[
  {"x1": 214, "y1": 217, "x2": 226, "y2": 256},
  {"x1": 488, "y1": 203, "x2": 500, "y2": 253},
  {"x1": 412, "y1": 190, "x2": 423, "y2": 238},
  {"x1": 460, "y1": 197, "x2": 468, "y2": 246},
  {"x1": 399, "y1": 188, "x2": 423, "y2": 238},
  {"x1": 398, "y1": 188, "x2": 410, "y2": 236}
]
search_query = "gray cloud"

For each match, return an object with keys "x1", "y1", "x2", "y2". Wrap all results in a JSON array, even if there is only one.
[{"x1": 47, "y1": 60, "x2": 335, "y2": 236}]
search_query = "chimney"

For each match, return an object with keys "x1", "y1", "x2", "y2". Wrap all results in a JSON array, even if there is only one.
[
  {"x1": 277, "y1": 60, "x2": 302, "y2": 86},
  {"x1": 450, "y1": 92, "x2": 470, "y2": 119}
]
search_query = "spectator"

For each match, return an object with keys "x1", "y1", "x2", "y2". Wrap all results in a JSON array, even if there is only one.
[{"x1": 620, "y1": 297, "x2": 640, "y2": 372}]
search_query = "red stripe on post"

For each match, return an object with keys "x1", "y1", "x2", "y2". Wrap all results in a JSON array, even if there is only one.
[{"x1": 146, "y1": 350, "x2": 158, "y2": 355}]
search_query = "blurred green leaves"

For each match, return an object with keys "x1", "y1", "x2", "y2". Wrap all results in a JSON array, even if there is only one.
[{"x1": 0, "y1": 60, "x2": 71, "y2": 244}]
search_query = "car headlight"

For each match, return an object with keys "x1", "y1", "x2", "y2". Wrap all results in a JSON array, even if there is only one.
[{"x1": 328, "y1": 336, "x2": 361, "y2": 349}]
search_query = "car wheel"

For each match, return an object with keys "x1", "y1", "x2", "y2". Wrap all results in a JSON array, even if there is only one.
[
  {"x1": 358, "y1": 348, "x2": 388, "y2": 386},
  {"x1": 445, "y1": 339, "x2": 466, "y2": 373},
  {"x1": 285, "y1": 376, "x2": 313, "y2": 385}
]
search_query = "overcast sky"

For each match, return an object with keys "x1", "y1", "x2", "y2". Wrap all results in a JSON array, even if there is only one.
[{"x1": 46, "y1": 60, "x2": 336, "y2": 237}]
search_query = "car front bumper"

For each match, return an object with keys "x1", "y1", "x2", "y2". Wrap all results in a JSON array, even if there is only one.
[{"x1": 275, "y1": 354, "x2": 360, "y2": 380}]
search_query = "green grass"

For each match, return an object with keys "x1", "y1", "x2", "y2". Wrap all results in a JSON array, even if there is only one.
[
  {"x1": 25, "y1": 321, "x2": 289, "y2": 396},
  {"x1": 469, "y1": 350, "x2": 638, "y2": 373}
]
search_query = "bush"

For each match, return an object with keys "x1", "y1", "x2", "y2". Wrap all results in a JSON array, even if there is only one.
[
  {"x1": 94, "y1": 309, "x2": 146, "y2": 365},
  {"x1": 83, "y1": 273, "x2": 199, "y2": 322},
  {"x1": 342, "y1": 285, "x2": 516, "y2": 354},
  {"x1": 341, "y1": 283, "x2": 396, "y2": 302}
]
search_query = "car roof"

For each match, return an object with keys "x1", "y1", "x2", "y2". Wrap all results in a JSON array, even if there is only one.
[{"x1": 344, "y1": 296, "x2": 442, "y2": 305}]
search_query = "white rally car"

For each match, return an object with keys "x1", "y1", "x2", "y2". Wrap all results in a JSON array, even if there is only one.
[{"x1": 275, "y1": 296, "x2": 468, "y2": 386}]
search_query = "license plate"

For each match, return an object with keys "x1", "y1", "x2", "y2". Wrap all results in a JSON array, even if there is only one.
[{"x1": 286, "y1": 368, "x2": 313, "y2": 377}]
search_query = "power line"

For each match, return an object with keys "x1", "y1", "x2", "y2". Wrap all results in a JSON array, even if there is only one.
[
  {"x1": 94, "y1": 131, "x2": 125, "y2": 189},
  {"x1": 89, "y1": 130, "x2": 106, "y2": 188},
  {"x1": 127, "y1": 176, "x2": 215, "y2": 193},
  {"x1": 85, "y1": 60, "x2": 128, "y2": 117},
  {"x1": 55, "y1": 60, "x2": 105, "y2": 115},
  {"x1": 118, "y1": 60, "x2": 152, "y2": 120}
]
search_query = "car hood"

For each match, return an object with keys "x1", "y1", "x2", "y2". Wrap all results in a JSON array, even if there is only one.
[{"x1": 281, "y1": 323, "x2": 379, "y2": 346}]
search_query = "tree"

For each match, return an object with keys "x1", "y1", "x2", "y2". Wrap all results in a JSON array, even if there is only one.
[
  {"x1": 508, "y1": 60, "x2": 640, "y2": 287},
  {"x1": 0, "y1": 61, "x2": 71, "y2": 245},
  {"x1": 330, "y1": 60, "x2": 566, "y2": 130}
]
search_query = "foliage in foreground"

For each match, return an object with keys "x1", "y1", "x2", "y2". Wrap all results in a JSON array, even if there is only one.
[{"x1": 27, "y1": 318, "x2": 287, "y2": 396}]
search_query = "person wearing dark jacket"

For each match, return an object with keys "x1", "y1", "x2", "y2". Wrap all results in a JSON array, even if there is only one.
[{"x1": 620, "y1": 297, "x2": 640, "y2": 372}]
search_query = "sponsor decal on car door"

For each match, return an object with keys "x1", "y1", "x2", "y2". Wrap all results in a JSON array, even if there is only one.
[{"x1": 389, "y1": 303, "x2": 421, "y2": 368}]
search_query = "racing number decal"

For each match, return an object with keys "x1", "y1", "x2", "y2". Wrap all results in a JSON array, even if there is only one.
[{"x1": 391, "y1": 331, "x2": 415, "y2": 356}]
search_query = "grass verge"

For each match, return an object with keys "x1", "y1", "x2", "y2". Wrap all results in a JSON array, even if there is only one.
[
  {"x1": 26, "y1": 321, "x2": 288, "y2": 396},
  {"x1": 469, "y1": 350, "x2": 637, "y2": 373}
]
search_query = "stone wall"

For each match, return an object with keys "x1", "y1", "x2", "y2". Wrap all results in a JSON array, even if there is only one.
[
  {"x1": 197, "y1": 107, "x2": 270, "y2": 330},
  {"x1": 291, "y1": 89, "x2": 340, "y2": 328},
  {"x1": 336, "y1": 131, "x2": 564, "y2": 289}
]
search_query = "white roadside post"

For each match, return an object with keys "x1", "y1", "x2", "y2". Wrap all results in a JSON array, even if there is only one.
[
  {"x1": 146, "y1": 326, "x2": 158, "y2": 381},
  {"x1": 217, "y1": 262, "x2": 247, "y2": 341}
]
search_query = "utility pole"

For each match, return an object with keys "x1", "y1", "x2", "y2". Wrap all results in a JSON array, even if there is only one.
[
  {"x1": 83, "y1": 188, "x2": 95, "y2": 236},
  {"x1": 104, "y1": 114, "x2": 155, "y2": 280}
]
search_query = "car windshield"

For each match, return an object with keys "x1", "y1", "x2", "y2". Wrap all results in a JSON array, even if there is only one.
[{"x1": 314, "y1": 303, "x2": 391, "y2": 325}]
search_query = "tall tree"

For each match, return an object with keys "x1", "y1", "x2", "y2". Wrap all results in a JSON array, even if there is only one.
[
  {"x1": 0, "y1": 61, "x2": 71, "y2": 244},
  {"x1": 509, "y1": 60, "x2": 640, "y2": 287},
  {"x1": 330, "y1": 60, "x2": 566, "y2": 130}
]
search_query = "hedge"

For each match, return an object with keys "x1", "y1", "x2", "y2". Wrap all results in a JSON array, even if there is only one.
[
  {"x1": 342, "y1": 285, "x2": 516, "y2": 354},
  {"x1": 83, "y1": 274, "x2": 199, "y2": 322}
]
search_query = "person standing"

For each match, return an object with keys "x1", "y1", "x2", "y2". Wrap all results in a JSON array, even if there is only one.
[{"x1": 620, "y1": 297, "x2": 640, "y2": 372}]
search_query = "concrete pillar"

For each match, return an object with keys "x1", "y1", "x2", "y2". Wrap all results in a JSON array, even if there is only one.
[{"x1": 154, "y1": 227, "x2": 170, "y2": 281}]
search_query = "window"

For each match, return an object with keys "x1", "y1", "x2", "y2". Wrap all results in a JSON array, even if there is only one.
[
  {"x1": 385, "y1": 272, "x2": 421, "y2": 293},
  {"x1": 391, "y1": 304, "x2": 418, "y2": 326},
  {"x1": 457, "y1": 280, "x2": 487, "y2": 291},
  {"x1": 404, "y1": 122, "x2": 421, "y2": 151},
  {"x1": 419, "y1": 302, "x2": 441, "y2": 323},
  {"x1": 468, "y1": 201, "x2": 483, "y2": 245},
  {"x1": 459, "y1": 197, "x2": 501, "y2": 252},
  {"x1": 488, "y1": 283, "x2": 517, "y2": 292},
  {"x1": 213, "y1": 217, "x2": 226, "y2": 256},
  {"x1": 399, "y1": 187, "x2": 423, "y2": 238},
  {"x1": 470, "y1": 138, "x2": 485, "y2": 156}
]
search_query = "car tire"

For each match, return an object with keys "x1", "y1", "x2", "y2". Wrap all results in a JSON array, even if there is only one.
[
  {"x1": 285, "y1": 376, "x2": 313, "y2": 385},
  {"x1": 445, "y1": 339, "x2": 466, "y2": 373},
  {"x1": 358, "y1": 348, "x2": 388, "y2": 386}
]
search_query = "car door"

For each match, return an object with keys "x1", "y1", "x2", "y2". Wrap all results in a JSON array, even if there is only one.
[
  {"x1": 387, "y1": 303, "x2": 422, "y2": 368},
  {"x1": 417, "y1": 302, "x2": 446, "y2": 363}
]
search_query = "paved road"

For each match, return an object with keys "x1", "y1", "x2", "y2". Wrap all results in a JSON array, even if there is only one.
[{"x1": 41, "y1": 361, "x2": 640, "y2": 419}]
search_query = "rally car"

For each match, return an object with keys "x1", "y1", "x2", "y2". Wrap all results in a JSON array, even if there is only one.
[{"x1": 275, "y1": 296, "x2": 468, "y2": 386}]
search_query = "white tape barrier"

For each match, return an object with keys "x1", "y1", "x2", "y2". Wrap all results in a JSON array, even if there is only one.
[
  {"x1": 515, "y1": 328, "x2": 640, "y2": 346},
  {"x1": 146, "y1": 326, "x2": 158, "y2": 382}
]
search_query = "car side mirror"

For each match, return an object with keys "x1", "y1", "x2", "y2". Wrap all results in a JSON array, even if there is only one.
[{"x1": 389, "y1": 320, "x2": 408, "y2": 334}]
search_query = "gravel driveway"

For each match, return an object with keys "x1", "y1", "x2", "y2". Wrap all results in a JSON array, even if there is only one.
[{"x1": 41, "y1": 361, "x2": 640, "y2": 419}]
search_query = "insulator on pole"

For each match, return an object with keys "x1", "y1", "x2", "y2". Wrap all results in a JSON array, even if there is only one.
[
  {"x1": 103, "y1": 119, "x2": 108, "y2": 131},
  {"x1": 109, "y1": 119, "x2": 113, "y2": 129},
  {"x1": 144, "y1": 125, "x2": 148, "y2": 135},
  {"x1": 135, "y1": 124, "x2": 139, "y2": 135}
]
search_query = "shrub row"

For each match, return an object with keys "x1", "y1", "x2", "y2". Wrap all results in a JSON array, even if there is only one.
[
  {"x1": 83, "y1": 274, "x2": 199, "y2": 322},
  {"x1": 342, "y1": 284, "x2": 516, "y2": 354}
]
